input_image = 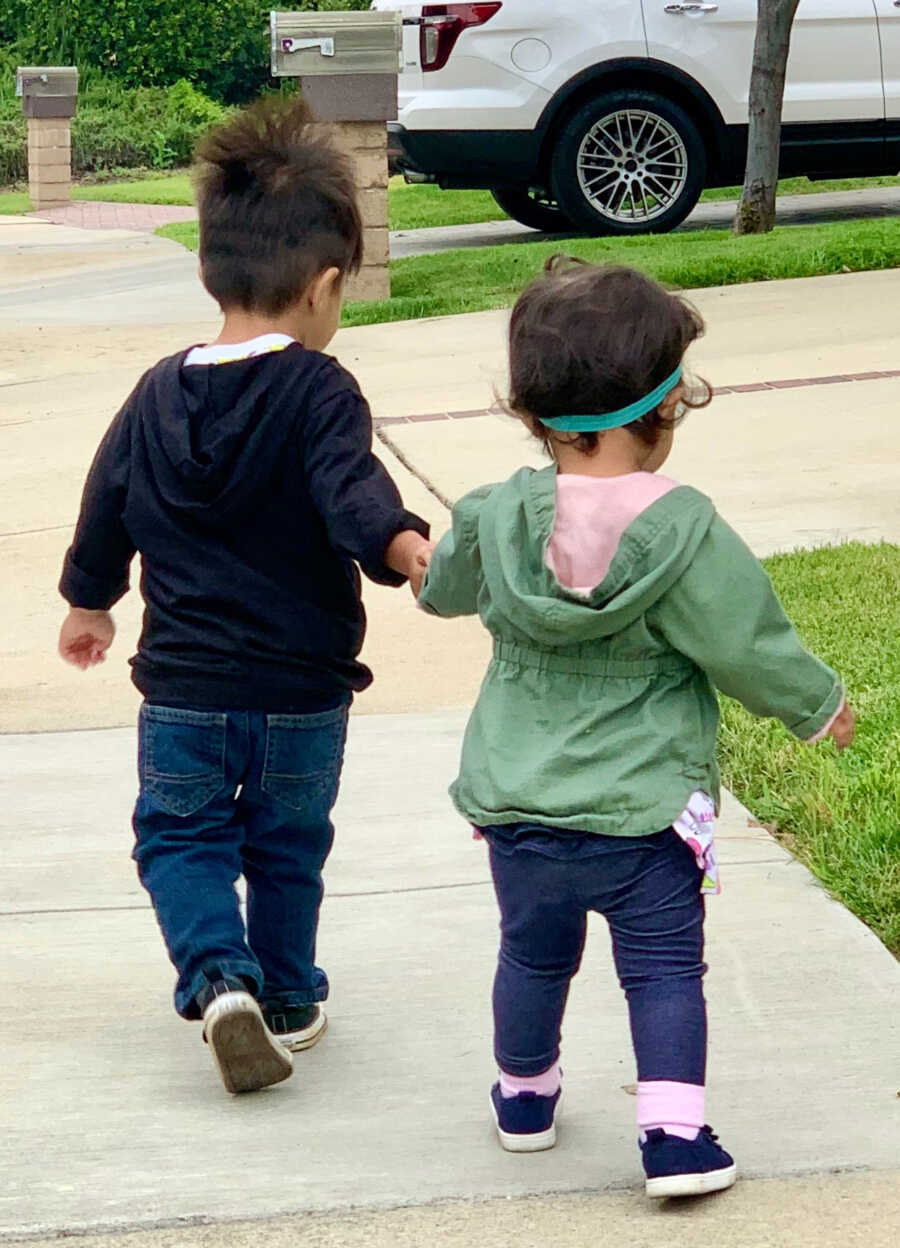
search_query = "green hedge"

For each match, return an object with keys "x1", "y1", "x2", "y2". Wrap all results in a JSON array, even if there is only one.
[
  {"x1": 0, "y1": 53, "x2": 228, "y2": 183},
  {"x1": 0, "y1": 0, "x2": 369, "y2": 104}
]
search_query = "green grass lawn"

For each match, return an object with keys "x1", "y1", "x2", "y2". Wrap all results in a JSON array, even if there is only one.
[
  {"x1": 0, "y1": 172, "x2": 194, "y2": 214},
  {"x1": 701, "y1": 174, "x2": 900, "y2": 202},
  {"x1": 388, "y1": 180, "x2": 502, "y2": 230},
  {"x1": 0, "y1": 189, "x2": 32, "y2": 213},
  {"x1": 73, "y1": 173, "x2": 195, "y2": 205},
  {"x1": 717, "y1": 542, "x2": 899, "y2": 955},
  {"x1": 157, "y1": 213, "x2": 900, "y2": 327},
  {"x1": 5, "y1": 169, "x2": 898, "y2": 222},
  {"x1": 0, "y1": 173, "x2": 502, "y2": 225}
]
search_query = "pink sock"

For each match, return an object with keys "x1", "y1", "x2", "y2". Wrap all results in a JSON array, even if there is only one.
[
  {"x1": 636, "y1": 1080, "x2": 704, "y2": 1142},
  {"x1": 499, "y1": 1062, "x2": 562, "y2": 1099}
]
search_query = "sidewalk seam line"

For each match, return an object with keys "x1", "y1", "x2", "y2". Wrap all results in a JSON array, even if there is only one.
[
  {"x1": 0, "y1": 523, "x2": 72, "y2": 539},
  {"x1": 0, "y1": 881, "x2": 493, "y2": 918},
  {"x1": 374, "y1": 368, "x2": 900, "y2": 427},
  {"x1": 0, "y1": 860, "x2": 791, "y2": 919},
  {"x1": 376, "y1": 426, "x2": 453, "y2": 510}
]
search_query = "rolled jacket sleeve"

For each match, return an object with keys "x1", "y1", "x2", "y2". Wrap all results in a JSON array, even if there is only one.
[
  {"x1": 59, "y1": 402, "x2": 136, "y2": 610},
  {"x1": 302, "y1": 369, "x2": 429, "y2": 585}
]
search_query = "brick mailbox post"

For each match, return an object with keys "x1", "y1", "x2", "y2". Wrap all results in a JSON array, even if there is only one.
[
  {"x1": 270, "y1": 10, "x2": 402, "y2": 302},
  {"x1": 16, "y1": 66, "x2": 78, "y2": 210}
]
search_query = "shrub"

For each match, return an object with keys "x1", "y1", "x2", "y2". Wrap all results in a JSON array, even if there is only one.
[
  {"x1": 0, "y1": 61, "x2": 228, "y2": 184},
  {"x1": 0, "y1": 0, "x2": 371, "y2": 104}
]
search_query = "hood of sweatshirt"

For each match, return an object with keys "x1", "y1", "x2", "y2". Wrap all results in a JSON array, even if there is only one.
[
  {"x1": 133, "y1": 343, "x2": 330, "y2": 518},
  {"x1": 477, "y1": 465, "x2": 717, "y2": 646}
]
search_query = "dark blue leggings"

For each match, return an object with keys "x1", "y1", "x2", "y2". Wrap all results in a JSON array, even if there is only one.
[{"x1": 484, "y1": 824, "x2": 707, "y2": 1083}]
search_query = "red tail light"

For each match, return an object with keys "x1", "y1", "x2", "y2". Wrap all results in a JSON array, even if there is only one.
[{"x1": 420, "y1": 3, "x2": 502, "y2": 73}]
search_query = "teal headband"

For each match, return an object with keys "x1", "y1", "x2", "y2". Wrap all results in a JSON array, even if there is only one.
[{"x1": 540, "y1": 365, "x2": 683, "y2": 433}]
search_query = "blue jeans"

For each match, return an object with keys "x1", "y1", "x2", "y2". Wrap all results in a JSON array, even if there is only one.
[
  {"x1": 484, "y1": 824, "x2": 707, "y2": 1082},
  {"x1": 133, "y1": 702, "x2": 349, "y2": 1019}
]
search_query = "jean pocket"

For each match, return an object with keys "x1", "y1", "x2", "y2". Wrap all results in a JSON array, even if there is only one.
[
  {"x1": 261, "y1": 707, "x2": 348, "y2": 814},
  {"x1": 139, "y1": 704, "x2": 227, "y2": 817}
]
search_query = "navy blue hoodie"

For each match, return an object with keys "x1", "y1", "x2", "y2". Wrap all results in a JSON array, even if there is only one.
[{"x1": 59, "y1": 343, "x2": 429, "y2": 710}]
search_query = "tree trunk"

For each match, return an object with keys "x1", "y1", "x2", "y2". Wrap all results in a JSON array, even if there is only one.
[{"x1": 734, "y1": 0, "x2": 801, "y2": 235}]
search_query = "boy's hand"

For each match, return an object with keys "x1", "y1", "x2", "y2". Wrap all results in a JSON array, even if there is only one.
[
  {"x1": 58, "y1": 608, "x2": 115, "y2": 670},
  {"x1": 384, "y1": 530, "x2": 435, "y2": 597},
  {"x1": 826, "y1": 702, "x2": 856, "y2": 751},
  {"x1": 408, "y1": 541, "x2": 435, "y2": 598}
]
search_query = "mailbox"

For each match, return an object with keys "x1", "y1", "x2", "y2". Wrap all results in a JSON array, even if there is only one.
[
  {"x1": 271, "y1": 11, "x2": 401, "y2": 78},
  {"x1": 270, "y1": 10, "x2": 401, "y2": 122},
  {"x1": 270, "y1": 10, "x2": 400, "y2": 301},
  {"x1": 16, "y1": 66, "x2": 79, "y2": 118}
]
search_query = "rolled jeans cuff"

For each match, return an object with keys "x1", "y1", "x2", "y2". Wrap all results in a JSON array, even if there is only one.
[
  {"x1": 178, "y1": 959, "x2": 265, "y2": 1020},
  {"x1": 493, "y1": 1046, "x2": 561, "y2": 1077},
  {"x1": 260, "y1": 968, "x2": 330, "y2": 1009}
]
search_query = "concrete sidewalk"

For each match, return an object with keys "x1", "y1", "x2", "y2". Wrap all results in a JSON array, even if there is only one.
[{"x1": 3, "y1": 715, "x2": 898, "y2": 1241}]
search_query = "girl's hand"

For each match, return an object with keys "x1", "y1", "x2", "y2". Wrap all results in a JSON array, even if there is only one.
[
  {"x1": 58, "y1": 609, "x2": 115, "y2": 670},
  {"x1": 827, "y1": 702, "x2": 856, "y2": 751}
]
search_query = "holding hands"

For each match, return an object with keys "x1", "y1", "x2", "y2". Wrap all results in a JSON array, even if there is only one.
[{"x1": 385, "y1": 530, "x2": 436, "y2": 598}]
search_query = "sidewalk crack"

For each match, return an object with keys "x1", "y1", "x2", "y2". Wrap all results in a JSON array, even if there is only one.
[{"x1": 376, "y1": 427, "x2": 453, "y2": 510}]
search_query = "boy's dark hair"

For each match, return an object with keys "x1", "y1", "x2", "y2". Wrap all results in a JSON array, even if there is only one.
[
  {"x1": 508, "y1": 257, "x2": 711, "y2": 454},
  {"x1": 193, "y1": 96, "x2": 363, "y2": 315}
]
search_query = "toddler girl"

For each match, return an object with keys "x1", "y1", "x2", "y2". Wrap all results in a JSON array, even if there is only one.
[{"x1": 418, "y1": 259, "x2": 854, "y2": 1197}]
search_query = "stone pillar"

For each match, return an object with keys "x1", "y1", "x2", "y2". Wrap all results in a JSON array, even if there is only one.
[
  {"x1": 27, "y1": 117, "x2": 72, "y2": 210},
  {"x1": 270, "y1": 11, "x2": 401, "y2": 303},
  {"x1": 330, "y1": 122, "x2": 390, "y2": 303},
  {"x1": 17, "y1": 67, "x2": 79, "y2": 209}
]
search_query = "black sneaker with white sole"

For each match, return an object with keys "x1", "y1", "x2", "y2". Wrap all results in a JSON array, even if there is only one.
[
  {"x1": 640, "y1": 1125, "x2": 736, "y2": 1198},
  {"x1": 261, "y1": 1002, "x2": 328, "y2": 1052},
  {"x1": 200, "y1": 982, "x2": 293, "y2": 1094}
]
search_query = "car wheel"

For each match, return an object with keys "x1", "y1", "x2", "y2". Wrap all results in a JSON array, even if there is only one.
[
  {"x1": 490, "y1": 187, "x2": 573, "y2": 233},
  {"x1": 551, "y1": 91, "x2": 707, "y2": 236}
]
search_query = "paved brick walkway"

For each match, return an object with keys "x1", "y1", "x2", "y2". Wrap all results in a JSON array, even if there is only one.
[{"x1": 29, "y1": 201, "x2": 196, "y2": 232}]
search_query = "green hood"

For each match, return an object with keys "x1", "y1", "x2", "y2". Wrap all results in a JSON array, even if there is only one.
[{"x1": 480, "y1": 465, "x2": 716, "y2": 646}]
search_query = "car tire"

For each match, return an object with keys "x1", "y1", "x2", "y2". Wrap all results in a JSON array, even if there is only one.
[
  {"x1": 550, "y1": 90, "x2": 707, "y2": 236},
  {"x1": 490, "y1": 187, "x2": 573, "y2": 233}
]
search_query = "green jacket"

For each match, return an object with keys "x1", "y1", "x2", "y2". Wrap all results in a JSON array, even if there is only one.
[{"x1": 419, "y1": 465, "x2": 842, "y2": 837}]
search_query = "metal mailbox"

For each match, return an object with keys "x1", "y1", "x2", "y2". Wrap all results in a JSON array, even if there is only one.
[
  {"x1": 270, "y1": 11, "x2": 401, "y2": 78},
  {"x1": 270, "y1": 11, "x2": 401, "y2": 122},
  {"x1": 16, "y1": 66, "x2": 79, "y2": 118}
]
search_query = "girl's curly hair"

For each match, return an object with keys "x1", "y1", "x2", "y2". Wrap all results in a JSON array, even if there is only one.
[{"x1": 508, "y1": 256, "x2": 712, "y2": 454}]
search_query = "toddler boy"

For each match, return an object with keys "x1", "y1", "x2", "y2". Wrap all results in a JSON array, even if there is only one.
[{"x1": 58, "y1": 98, "x2": 431, "y2": 1094}]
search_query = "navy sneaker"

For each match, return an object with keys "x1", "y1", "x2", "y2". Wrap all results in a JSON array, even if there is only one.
[
  {"x1": 198, "y1": 977, "x2": 293, "y2": 1095},
  {"x1": 641, "y1": 1125, "x2": 736, "y2": 1198},
  {"x1": 262, "y1": 1002, "x2": 328, "y2": 1052},
  {"x1": 490, "y1": 1082, "x2": 562, "y2": 1153}
]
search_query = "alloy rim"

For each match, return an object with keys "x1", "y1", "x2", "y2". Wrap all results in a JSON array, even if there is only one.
[{"x1": 576, "y1": 109, "x2": 689, "y2": 223}]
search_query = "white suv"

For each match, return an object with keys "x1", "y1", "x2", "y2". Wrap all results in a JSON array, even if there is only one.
[{"x1": 372, "y1": 0, "x2": 900, "y2": 235}]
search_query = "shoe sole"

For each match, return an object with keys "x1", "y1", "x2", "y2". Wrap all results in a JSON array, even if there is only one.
[
  {"x1": 203, "y1": 993, "x2": 293, "y2": 1094},
  {"x1": 646, "y1": 1163, "x2": 737, "y2": 1199},
  {"x1": 274, "y1": 1010, "x2": 328, "y2": 1053},
  {"x1": 490, "y1": 1089, "x2": 562, "y2": 1153}
]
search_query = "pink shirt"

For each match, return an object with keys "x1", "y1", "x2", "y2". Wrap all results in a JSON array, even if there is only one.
[{"x1": 546, "y1": 471, "x2": 679, "y2": 595}]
